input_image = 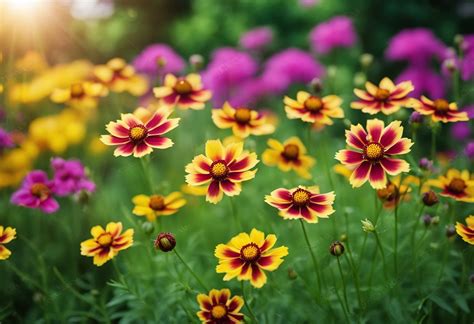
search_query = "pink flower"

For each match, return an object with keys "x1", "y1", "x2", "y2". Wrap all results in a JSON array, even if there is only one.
[
  {"x1": 396, "y1": 65, "x2": 445, "y2": 98},
  {"x1": 132, "y1": 44, "x2": 185, "y2": 79},
  {"x1": 11, "y1": 171, "x2": 59, "y2": 213},
  {"x1": 239, "y1": 27, "x2": 273, "y2": 51},
  {"x1": 51, "y1": 158, "x2": 96, "y2": 196},
  {"x1": 310, "y1": 16, "x2": 357, "y2": 54}
]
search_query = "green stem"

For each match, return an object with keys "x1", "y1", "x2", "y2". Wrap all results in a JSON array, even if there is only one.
[
  {"x1": 410, "y1": 204, "x2": 425, "y2": 256},
  {"x1": 337, "y1": 257, "x2": 350, "y2": 315},
  {"x1": 299, "y1": 219, "x2": 322, "y2": 295},
  {"x1": 345, "y1": 252, "x2": 363, "y2": 312},
  {"x1": 394, "y1": 203, "x2": 399, "y2": 277},
  {"x1": 430, "y1": 129, "x2": 437, "y2": 162},
  {"x1": 330, "y1": 266, "x2": 350, "y2": 323},
  {"x1": 241, "y1": 280, "x2": 258, "y2": 323},
  {"x1": 140, "y1": 155, "x2": 154, "y2": 193},
  {"x1": 373, "y1": 231, "x2": 388, "y2": 280},
  {"x1": 173, "y1": 249, "x2": 208, "y2": 291}
]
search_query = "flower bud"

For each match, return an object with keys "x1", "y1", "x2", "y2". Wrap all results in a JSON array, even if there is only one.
[
  {"x1": 288, "y1": 268, "x2": 298, "y2": 280},
  {"x1": 418, "y1": 158, "x2": 433, "y2": 171},
  {"x1": 423, "y1": 214, "x2": 433, "y2": 227},
  {"x1": 154, "y1": 232, "x2": 176, "y2": 252},
  {"x1": 339, "y1": 233, "x2": 348, "y2": 242},
  {"x1": 431, "y1": 216, "x2": 440, "y2": 226},
  {"x1": 454, "y1": 34, "x2": 464, "y2": 48},
  {"x1": 409, "y1": 111, "x2": 423, "y2": 124},
  {"x1": 329, "y1": 241, "x2": 345, "y2": 257},
  {"x1": 309, "y1": 77, "x2": 323, "y2": 94},
  {"x1": 422, "y1": 190, "x2": 439, "y2": 206},
  {"x1": 189, "y1": 54, "x2": 204, "y2": 70},
  {"x1": 141, "y1": 221, "x2": 154, "y2": 235},
  {"x1": 353, "y1": 72, "x2": 366, "y2": 87},
  {"x1": 442, "y1": 58, "x2": 457, "y2": 74},
  {"x1": 445, "y1": 225, "x2": 456, "y2": 238},
  {"x1": 360, "y1": 53, "x2": 373, "y2": 68},
  {"x1": 361, "y1": 218, "x2": 375, "y2": 233}
]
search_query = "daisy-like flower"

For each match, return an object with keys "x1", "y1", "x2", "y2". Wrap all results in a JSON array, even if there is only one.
[
  {"x1": 425, "y1": 169, "x2": 474, "y2": 202},
  {"x1": 51, "y1": 82, "x2": 108, "y2": 109},
  {"x1": 80, "y1": 222, "x2": 134, "y2": 266},
  {"x1": 265, "y1": 186, "x2": 335, "y2": 223},
  {"x1": 376, "y1": 175, "x2": 419, "y2": 209},
  {"x1": 0, "y1": 226, "x2": 16, "y2": 260},
  {"x1": 185, "y1": 140, "x2": 258, "y2": 204},
  {"x1": 215, "y1": 228, "x2": 288, "y2": 288},
  {"x1": 284, "y1": 91, "x2": 344, "y2": 124},
  {"x1": 196, "y1": 288, "x2": 244, "y2": 323},
  {"x1": 409, "y1": 96, "x2": 469, "y2": 123},
  {"x1": 262, "y1": 137, "x2": 315, "y2": 179},
  {"x1": 351, "y1": 77, "x2": 414, "y2": 115},
  {"x1": 100, "y1": 107, "x2": 179, "y2": 158},
  {"x1": 211, "y1": 102, "x2": 275, "y2": 138},
  {"x1": 455, "y1": 215, "x2": 474, "y2": 244},
  {"x1": 153, "y1": 73, "x2": 212, "y2": 110},
  {"x1": 335, "y1": 119, "x2": 413, "y2": 189},
  {"x1": 132, "y1": 192, "x2": 187, "y2": 222}
]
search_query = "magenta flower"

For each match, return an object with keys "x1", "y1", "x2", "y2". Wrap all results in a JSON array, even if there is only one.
[
  {"x1": 132, "y1": 44, "x2": 185, "y2": 79},
  {"x1": 309, "y1": 16, "x2": 357, "y2": 54},
  {"x1": 396, "y1": 65, "x2": 445, "y2": 98},
  {"x1": 239, "y1": 27, "x2": 273, "y2": 51},
  {"x1": 51, "y1": 158, "x2": 95, "y2": 196},
  {"x1": 11, "y1": 170, "x2": 59, "y2": 213},
  {"x1": 465, "y1": 142, "x2": 474, "y2": 160},
  {"x1": 299, "y1": 0, "x2": 320, "y2": 7},
  {"x1": 0, "y1": 128, "x2": 14, "y2": 150}
]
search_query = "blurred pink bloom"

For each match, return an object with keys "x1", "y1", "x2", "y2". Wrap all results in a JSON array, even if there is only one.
[
  {"x1": 0, "y1": 128, "x2": 14, "y2": 150},
  {"x1": 51, "y1": 158, "x2": 95, "y2": 197},
  {"x1": 240, "y1": 27, "x2": 273, "y2": 51},
  {"x1": 132, "y1": 44, "x2": 185, "y2": 78},
  {"x1": 465, "y1": 141, "x2": 474, "y2": 159},
  {"x1": 396, "y1": 65, "x2": 445, "y2": 98},
  {"x1": 310, "y1": 16, "x2": 357, "y2": 54},
  {"x1": 299, "y1": 0, "x2": 320, "y2": 7}
]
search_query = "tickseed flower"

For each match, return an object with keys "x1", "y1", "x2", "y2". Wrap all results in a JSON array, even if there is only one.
[
  {"x1": 351, "y1": 77, "x2": 414, "y2": 115},
  {"x1": 100, "y1": 108, "x2": 179, "y2": 158},
  {"x1": 265, "y1": 186, "x2": 335, "y2": 223},
  {"x1": 185, "y1": 140, "x2": 258, "y2": 204},
  {"x1": 284, "y1": 91, "x2": 344, "y2": 125},
  {"x1": 80, "y1": 222, "x2": 134, "y2": 266},
  {"x1": 132, "y1": 192, "x2": 186, "y2": 222},
  {"x1": 409, "y1": 96, "x2": 469, "y2": 123},
  {"x1": 262, "y1": 137, "x2": 315, "y2": 179},
  {"x1": 215, "y1": 228, "x2": 288, "y2": 288},
  {"x1": 0, "y1": 226, "x2": 16, "y2": 260},
  {"x1": 211, "y1": 102, "x2": 275, "y2": 138},
  {"x1": 51, "y1": 82, "x2": 108, "y2": 109},
  {"x1": 456, "y1": 216, "x2": 474, "y2": 244},
  {"x1": 154, "y1": 232, "x2": 176, "y2": 252},
  {"x1": 425, "y1": 169, "x2": 474, "y2": 202},
  {"x1": 196, "y1": 288, "x2": 244, "y2": 323},
  {"x1": 335, "y1": 119, "x2": 413, "y2": 189},
  {"x1": 376, "y1": 175, "x2": 419, "y2": 209},
  {"x1": 153, "y1": 73, "x2": 212, "y2": 110}
]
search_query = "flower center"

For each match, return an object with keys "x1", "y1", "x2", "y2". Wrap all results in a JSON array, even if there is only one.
[
  {"x1": 364, "y1": 142, "x2": 384, "y2": 161},
  {"x1": 304, "y1": 96, "x2": 323, "y2": 112},
  {"x1": 234, "y1": 108, "x2": 252, "y2": 124},
  {"x1": 70, "y1": 83, "x2": 84, "y2": 98},
  {"x1": 174, "y1": 79, "x2": 192, "y2": 95},
  {"x1": 129, "y1": 125, "x2": 147, "y2": 142},
  {"x1": 240, "y1": 243, "x2": 261, "y2": 262},
  {"x1": 97, "y1": 233, "x2": 113, "y2": 247},
  {"x1": 448, "y1": 178, "x2": 466, "y2": 194},
  {"x1": 149, "y1": 195, "x2": 165, "y2": 211},
  {"x1": 30, "y1": 183, "x2": 50, "y2": 201},
  {"x1": 292, "y1": 188, "x2": 310, "y2": 206},
  {"x1": 210, "y1": 160, "x2": 229, "y2": 179},
  {"x1": 282, "y1": 144, "x2": 299, "y2": 161},
  {"x1": 211, "y1": 305, "x2": 227, "y2": 319},
  {"x1": 374, "y1": 88, "x2": 390, "y2": 101},
  {"x1": 433, "y1": 99, "x2": 450, "y2": 112}
]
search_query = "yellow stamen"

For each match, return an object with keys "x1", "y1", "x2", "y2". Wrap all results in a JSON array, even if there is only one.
[
  {"x1": 174, "y1": 79, "x2": 192, "y2": 95},
  {"x1": 448, "y1": 178, "x2": 466, "y2": 194},
  {"x1": 282, "y1": 144, "x2": 299, "y2": 161},
  {"x1": 364, "y1": 142, "x2": 384, "y2": 160},
  {"x1": 97, "y1": 233, "x2": 113, "y2": 247},
  {"x1": 129, "y1": 126, "x2": 147, "y2": 141},
  {"x1": 149, "y1": 195, "x2": 165, "y2": 211},
  {"x1": 211, "y1": 305, "x2": 227, "y2": 319},
  {"x1": 240, "y1": 243, "x2": 260, "y2": 262},
  {"x1": 292, "y1": 188, "x2": 310, "y2": 206},
  {"x1": 304, "y1": 96, "x2": 323, "y2": 112},
  {"x1": 374, "y1": 88, "x2": 390, "y2": 101},
  {"x1": 70, "y1": 83, "x2": 84, "y2": 98},
  {"x1": 210, "y1": 161, "x2": 229, "y2": 179},
  {"x1": 234, "y1": 108, "x2": 252, "y2": 124},
  {"x1": 433, "y1": 99, "x2": 450, "y2": 112}
]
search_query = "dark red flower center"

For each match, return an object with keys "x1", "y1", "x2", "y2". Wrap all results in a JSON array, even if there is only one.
[
  {"x1": 174, "y1": 79, "x2": 193, "y2": 95},
  {"x1": 70, "y1": 83, "x2": 85, "y2": 98},
  {"x1": 210, "y1": 160, "x2": 229, "y2": 180},
  {"x1": 234, "y1": 108, "x2": 252, "y2": 124},
  {"x1": 240, "y1": 243, "x2": 261, "y2": 262},
  {"x1": 211, "y1": 304, "x2": 228, "y2": 319},
  {"x1": 97, "y1": 233, "x2": 113, "y2": 247},
  {"x1": 304, "y1": 96, "x2": 323, "y2": 112},
  {"x1": 364, "y1": 142, "x2": 384, "y2": 161},
  {"x1": 129, "y1": 125, "x2": 147, "y2": 142},
  {"x1": 374, "y1": 88, "x2": 390, "y2": 101},
  {"x1": 282, "y1": 144, "x2": 300, "y2": 161},
  {"x1": 448, "y1": 178, "x2": 466, "y2": 194},
  {"x1": 149, "y1": 195, "x2": 165, "y2": 211},
  {"x1": 30, "y1": 183, "x2": 50, "y2": 201},
  {"x1": 292, "y1": 188, "x2": 310, "y2": 206},
  {"x1": 433, "y1": 99, "x2": 450, "y2": 112}
]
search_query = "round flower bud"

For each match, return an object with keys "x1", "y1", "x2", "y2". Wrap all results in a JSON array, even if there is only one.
[
  {"x1": 454, "y1": 34, "x2": 464, "y2": 47},
  {"x1": 141, "y1": 221, "x2": 154, "y2": 235},
  {"x1": 423, "y1": 214, "x2": 433, "y2": 227},
  {"x1": 431, "y1": 216, "x2": 440, "y2": 226},
  {"x1": 445, "y1": 225, "x2": 456, "y2": 238},
  {"x1": 409, "y1": 111, "x2": 423, "y2": 125},
  {"x1": 288, "y1": 268, "x2": 298, "y2": 280},
  {"x1": 154, "y1": 232, "x2": 176, "y2": 252},
  {"x1": 329, "y1": 241, "x2": 345, "y2": 257},
  {"x1": 360, "y1": 53, "x2": 373, "y2": 68},
  {"x1": 189, "y1": 54, "x2": 204, "y2": 70},
  {"x1": 422, "y1": 190, "x2": 439, "y2": 206},
  {"x1": 309, "y1": 77, "x2": 323, "y2": 94},
  {"x1": 442, "y1": 58, "x2": 457, "y2": 74},
  {"x1": 353, "y1": 72, "x2": 366, "y2": 87},
  {"x1": 418, "y1": 157, "x2": 433, "y2": 171},
  {"x1": 339, "y1": 234, "x2": 348, "y2": 242}
]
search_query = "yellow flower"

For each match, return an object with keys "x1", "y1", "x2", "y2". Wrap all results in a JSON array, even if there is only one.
[
  {"x1": 132, "y1": 192, "x2": 187, "y2": 222},
  {"x1": 376, "y1": 175, "x2": 420, "y2": 209},
  {"x1": 196, "y1": 289, "x2": 244, "y2": 323},
  {"x1": 0, "y1": 141, "x2": 38, "y2": 188},
  {"x1": 15, "y1": 51, "x2": 49, "y2": 74},
  {"x1": 455, "y1": 215, "x2": 474, "y2": 244},
  {"x1": 425, "y1": 169, "x2": 474, "y2": 203},
  {"x1": 0, "y1": 226, "x2": 17, "y2": 260},
  {"x1": 284, "y1": 91, "x2": 344, "y2": 124},
  {"x1": 51, "y1": 81, "x2": 108, "y2": 109}
]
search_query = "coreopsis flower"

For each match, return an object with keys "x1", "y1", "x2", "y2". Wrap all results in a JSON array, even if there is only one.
[
  {"x1": 51, "y1": 82, "x2": 108, "y2": 109},
  {"x1": 425, "y1": 169, "x2": 474, "y2": 202},
  {"x1": 92, "y1": 58, "x2": 148, "y2": 96},
  {"x1": 132, "y1": 192, "x2": 186, "y2": 222},
  {"x1": 262, "y1": 137, "x2": 315, "y2": 179},
  {"x1": 0, "y1": 226, "x2": 16, "y2": 260},
  {"x1": 10, "y1": 170, "x2": 59, "y2": 213},
  {"x1": 196, "y1": 289, "x2": 244, "y2": 323},
  {"x1": 153, "y1": 73, "x2": 212, "y2": 110},
  {"x1": 409, "y1": 96, "x2": 469, "y2": 123},
  {"x1": 211, "y1": 102, "x2": 275, "y2": 138},
  {"x1": 185, "y1": 140, "x2": 258, "y2": 204},
  {"x1": 351, "y1": 77, "x2": 414, "y2": 115},
  {"x1": 265, "y1": 186, "x2": 335, "y2": 223},
  {"x1": 215, "y1": 228, "x2": 288, "y2": 288},
  {"x1": 376, "y1": 175, "x2": 419, "y2": 209},
  {"x1": 284, "y1": 91, "x2": 344, "y2": 125},
  {"x1": 51, "y1": 157, "x2": 95, "y2": 196},
  {"x1": 335, "y1": 119, "x2": 413, "y2": 189},
  {"x1": 80, "y1": 222, "x2": 134, "y2": 266},
  {"x1": 455, "y1": 216, "x2": 474, "y2": 244},
  {"x1": 100, "y1": 108, "x2": 179, "y2": 158}
]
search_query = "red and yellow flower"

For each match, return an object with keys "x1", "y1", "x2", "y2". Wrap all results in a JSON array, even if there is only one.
[
  {"x1": 100, "y1": 107, "x2": 180, "y2": 158},
  {"x1": 351, "y1": 77, "x2": 414, "y2": 115},
  {"x1": 335, "y1": 119, "x2": 413, "y2": 189},
  {"x1": 376, "y1": 175, "x2": 420, "y2": 209},
  {"x1": 51, "y1": 82, "x2": 108, "y2": 109},
  {"x1": 132, "y1": 192, "x2": 187, "y2": 222},
  {"x1": 80, "y1": 222, "x2": 134, "y2": 266},
  {"x1": 455, "y1": 216, "x2": 474, "y2": 244},
  {"x1": 211, "y1": 102, "x2": 275, "y2": 138},
  {"x1": 215, "y1": 228, "x2": 288, "y2": 288},
  {"x1": 284, "y1": 91, "x2": 344, "y2": 124},
  {"x1": 425, "y1": 169, "x2": 474, "y2": 202},
  {"x1": 409, "y1": 96, "x2": 468, "y2": 123},
  {"x1": 265, "y1": 186, "x2": 335, "y2": 223},
  {"x1": 262, "y1": 137, "x2": 315, "y2": 179},
  {"x1": 153, "y1": 73, "x2": 212, "y2": 110},
  {"x1": 0, "y1": 226, "x2": 16, "y2": 260},
  {"x1": 185, "y1": 140, "x2": 258, "y2": 204},
  {"x1": 196, "y1": 289, "x2": 244, "y2": 323}
]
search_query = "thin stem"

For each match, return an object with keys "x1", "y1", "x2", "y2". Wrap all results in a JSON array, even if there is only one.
[
  {"x1": 173, "y1": 249, "x2": 208, "y2": 292},
  {"x1": 344, "y1": 252, "x2": 363, "y2": 312},
  {"x1": 330, "y1": 265, "x2": 350, "y2": 323},
  {"x1": 241, "y1": 280, "x2": 258, "y2": 323},
  {"x1": 410, "y1": 204, "x2": 425, "y2": 255},
  {"x1": 393, "y1": 203, "x2": 399, "y2": 276},
  {"x1": 430, "y1": 129, "x2": 437, "y2": 161},
  {"x1": 337, "y1": 257, "x2": 350, "y2": 315},
  {"x1": 373, "y1": 231, "x2": 388, "y2": 280},
  {"x1": 140, "y1": 156, "x2": 154, "y2": 193},
  {"x1": 299, "y1": 219, "x2": 322, "y2": 295}
]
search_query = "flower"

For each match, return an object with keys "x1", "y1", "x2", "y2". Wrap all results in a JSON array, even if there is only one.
[
  {"x1": 409, "y1": 96, "x2": 468, "y2": 123},
  {"x1": 0, "y1": 226, "x2": 16, "y2": 260},
  {"x1": 51, "y1": 82, "x2": 108, "y2": 109},
  {"x1": 80, "y1": 222, "x2": 134, "y2": 266},
  {"x1": 376, "y1": 175, "x2": 419, "y2": 208},
  {"x1": 154, "y1": 232, "x2": 176, "y2": 252},
  {"x1": 0, "y1": 128, "x2": 14, "y2": 150},
  {"x1": 10, "y1": 170, "x2": 59, "y2": 213},
  {"x1": 262, "y1": 137, "x2": 315, "y2": 179},
  {"x1": 132, "y1": 192, "x2": 186, "y2": 222},
  {"x1": 132, "y1": 44, "x2": 185, "y2": 78},
  {"x1": 351, "y1": 77, "x2": 414, "y2": 115},
  {"x1": 196, "y1": 289, "x2": 244, "y2": 323},
  {"x1": 451, "y1": 122, "x2": 471, "y2": 141},
  {"x1": 239, "y1": 27, "x2": 273, "y2": 51},
  {"x1": 309, "y1": 16, "x2": 357, "y2": 54},
  {"x1": 211, "y1": 102, "x2": 275, "y2": 138},
  {"x1": 395, "y1": 66, "x2": 445, "y2": 99},
  {"x1": 455, "y1": 216, "x2": 474, "y2": 244},
  {"x1": 100, "y1": 108, "x2": 179, "y2": 158},
  {"x1": 335, "y1": 119, "x2": 413, "y2": 189},
  {"x1": 465, "y1": 141, "x2": 474, "y2": 160},
  {"x1": 185, "y1": 140, "x2": 258, "y2": 204},
  {"x1": 422, "y1": 190, "x2": 439, "y2": 206},
  {"x1": 284, "y1": 91, "x2": 344, "y2": 124},
  {"x1": 51, "y1": 157, "x2": 95, "y2": 196},
  {"x1": 215, "y1": 228, "x2": 288, "y2": 288},
  {"x1": 153, "y1": 73, "x2": 212, "y2": 110},
  {"x1": 265, "y1": 186, "x2": 335, "y2": 223},
  {"x1": 425, "y1": 169, "x2": 474, "y2": 202}
]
